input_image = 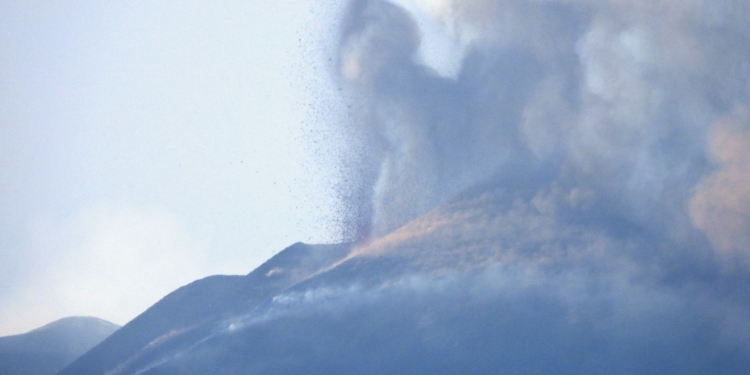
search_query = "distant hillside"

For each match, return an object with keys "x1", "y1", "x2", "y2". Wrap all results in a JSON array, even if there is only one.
[{"x1": 0, "y1": 316, "x2": 119, "y2": 375}]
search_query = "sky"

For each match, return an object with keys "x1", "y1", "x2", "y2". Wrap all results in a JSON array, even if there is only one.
[{"x1": 0, "y1": 1, "x2": 352, "y2": 336}]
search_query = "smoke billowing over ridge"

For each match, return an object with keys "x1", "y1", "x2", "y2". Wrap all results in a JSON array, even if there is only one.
[{"x1": 337, "y1": 0, "x2": 750, "y2": 265}]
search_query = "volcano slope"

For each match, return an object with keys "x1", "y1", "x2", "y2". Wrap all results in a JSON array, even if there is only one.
[
  {"x1": 56, "y1": 242, "x2": 352, "y2": 375},
  {"x1": 57, "y1": 189, "x2": 750, "y2": 375}
]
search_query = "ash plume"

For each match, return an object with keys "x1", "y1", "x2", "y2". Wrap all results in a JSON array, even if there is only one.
[{"x1": 337, "y1": 0, "x2": 750, "y2": 267}]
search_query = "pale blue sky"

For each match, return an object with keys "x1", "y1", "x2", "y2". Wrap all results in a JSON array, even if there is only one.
[{"x1": 0, "y1": 1, "x2": 349, "y2": 335}]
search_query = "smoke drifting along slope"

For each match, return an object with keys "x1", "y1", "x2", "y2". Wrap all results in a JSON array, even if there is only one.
[{"x1": 339, "y1": 0, "x2": 750, "y2": 264}]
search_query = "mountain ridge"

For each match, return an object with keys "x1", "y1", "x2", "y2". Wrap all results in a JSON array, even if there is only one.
[
  {"x1": 0, "y1": 316, "x2": 119, "y2": 375},
  {"x1": 57, "y1": 242, "x2": 353, "y2": 375}
]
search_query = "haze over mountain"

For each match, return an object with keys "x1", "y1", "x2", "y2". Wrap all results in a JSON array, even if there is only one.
[
  {"x1": 38, "y1": 0, "x2": 750, "y2": 373},
  {"x1": 0, "y1": 316, "x2": 119, "y2": 375}
]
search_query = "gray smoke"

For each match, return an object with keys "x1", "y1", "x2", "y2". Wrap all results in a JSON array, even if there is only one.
[{"x1": 336, "y1": 0, "x2": 750, "y2": 266}]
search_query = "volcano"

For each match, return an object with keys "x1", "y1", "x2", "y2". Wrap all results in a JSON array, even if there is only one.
[{"x1": 57, "y1": 189, "x2": 750, "y2": 374}]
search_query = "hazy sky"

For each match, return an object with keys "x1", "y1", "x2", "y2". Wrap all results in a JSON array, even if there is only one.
[{"x1": 0, "y1": 1, "x2": 350, "y2": 335}]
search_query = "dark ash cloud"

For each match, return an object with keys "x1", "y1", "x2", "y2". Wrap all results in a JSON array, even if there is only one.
[{"x1": 336, "y1": 0, "x2": 750, "y2": 267}]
